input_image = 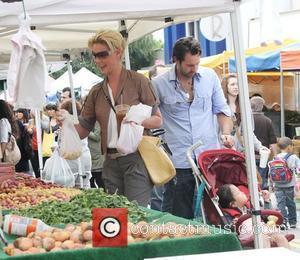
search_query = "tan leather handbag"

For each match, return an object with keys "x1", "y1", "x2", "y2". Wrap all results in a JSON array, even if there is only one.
[{"x1": 138, "y1": 136, "x2": 176, "y2": 185}]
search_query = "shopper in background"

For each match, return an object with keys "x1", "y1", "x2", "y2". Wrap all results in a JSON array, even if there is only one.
[
  {"x1": 88, "y1": 121, "x2": 105, "y2": 188},
  {"x1": 42, "y1": 103, "x2": 59, "y2": 165},
  {"x1": 271, "y1": 137, "x2": 299, "y2": 229},
  {"x1": 250, "y1": 96, "x2": 277, "y2": 190},
  {"x1": 60, "y1": 87, "x2": 72, "y2": 103},
  {"x1": 0, "y1": 100, "x2": 19, "y2": 162},
  {"x1": 14, "y1": 109, "x2": 33, "y2": 173},
  {"x1": 26, "y1": 111, "x2": 49, "y2": 178},
  {"x1": 222, "y1": 74, "x2": 262, "y2": 153}
]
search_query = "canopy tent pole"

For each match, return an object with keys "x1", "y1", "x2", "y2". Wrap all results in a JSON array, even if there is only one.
[
  {"x1": 230, "y1": 1, "x2": 264, "y2": 249},
  {"x1": 280, "y1": 67, "x2": 285, "y2": 137},
  {"x1": 65, "y1": 57, "x2": 83, "y2": 188},
  {"x1": 65, "y1": 58, "x2": 78, "y2": 122},
  {"x1": 124, "y1": 46, "x2": 131, "y2": 70},
  {"x1": 35, "y1": 109, "x2": 43, "y2": 178},
  {"x1": 119, "y1": 20, "x2": 131, "y2": 70},
  {"x1": 3, "y1": 80, "x2": 7, "y2": 101}
]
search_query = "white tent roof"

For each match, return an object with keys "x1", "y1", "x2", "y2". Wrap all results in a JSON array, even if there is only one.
[
  {"x1": 49, "y1": 67, "x2": 102, "y2": 94},
  {"x1": 0, "y1": 0, "x2": 234, "y2": 56}
]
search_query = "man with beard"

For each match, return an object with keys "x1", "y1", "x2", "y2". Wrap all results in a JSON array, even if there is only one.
[{"x1": 152, "y1": 37, "x2": 233, "y2": 219}]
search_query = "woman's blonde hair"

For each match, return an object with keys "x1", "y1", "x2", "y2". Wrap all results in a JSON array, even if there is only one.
[{"x1": 88, "y1": 29, "x2": 126, "y2": 57}]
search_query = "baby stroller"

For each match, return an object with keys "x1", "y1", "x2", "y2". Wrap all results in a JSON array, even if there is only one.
[{"x1": 187, "y1": 142, "x2": 295, "y2": 248}]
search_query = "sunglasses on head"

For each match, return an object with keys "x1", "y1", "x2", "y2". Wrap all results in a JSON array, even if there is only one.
[{"x1": 92, "y1": 50, "x2": 111, "y2": 59}]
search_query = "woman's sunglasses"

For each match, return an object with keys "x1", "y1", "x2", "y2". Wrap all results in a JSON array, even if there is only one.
[{"x1": 92, "y1": 50, "x2": 111, "y2": 59}]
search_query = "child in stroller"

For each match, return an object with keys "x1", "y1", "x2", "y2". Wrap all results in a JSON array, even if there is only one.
[
  {"x1": 187, "y1": 147, "x2": 295, "y2": 248},
  {"x1": 217, "y1": 184, "x2": 290, "y2": 248}
]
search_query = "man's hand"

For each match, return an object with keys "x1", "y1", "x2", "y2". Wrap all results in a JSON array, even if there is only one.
[{"x1": 220, "y1": 134, "x2": 234, "y2": 148}]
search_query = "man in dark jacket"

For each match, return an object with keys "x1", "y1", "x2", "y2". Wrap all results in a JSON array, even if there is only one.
[{"x1": 251, "y1": 96, "x2": 277, "y2": 190}]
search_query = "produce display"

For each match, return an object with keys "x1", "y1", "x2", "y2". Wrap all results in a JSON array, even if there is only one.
[
  {"x1": 13, "y1": 189, "x2": 147, "y2": 224},
  {"x1": 0, "y1": 174, "x2": 82, "y2": 210},
  {"x1": 3, "y1": 221, "x2": 93, "y2": 256},
  {"x1": 3, "y1": 220, "x2": 211, "y2": 256}
]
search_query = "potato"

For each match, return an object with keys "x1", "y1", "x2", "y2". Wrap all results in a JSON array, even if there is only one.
[
  {"x1": 70, "y1": 230, "x2": 83, "y2": 243},
  {"x1": 80, "y1": 222, "x2": 90, "y2": 232},
  {"x1": 61, "y1": 240, "x2": 75, "y2": 250},
  {"x1": 82, "y1": 230, "x2": 93, "y2": 242},
  {"x1": 42, "y1": 237, "x2": 55, "y2": 251},
  {"x1": 27, "y1": 232, "x2": 35, "y2": 238},
  {"x1": 14, "y1": 237, "x2": 33, "y2": 251},
  {"x1": 32, "y1": 237, "x2": 43, "y2": 248},
  {"x1": 65, "y1": 224, "x2": 76, "y2": 232},
  {"x1": 54, "y1": 241, "x2": 62, "y2": 247},
  {"x1": 73, "y1": 243, "x2": 85, "y2": 249},
  {"x1": 27, "y1": 247, "x2": 41, "y2": 254},
  {"x1": 51, "y1": 247, "x2": 63, "y2": 252},
  {"x1": 52, "y1": 231, "x2": 70, "y2": 242},
  {"x1": 3, "y1": 243, "x2": 15, "y2": 256}
]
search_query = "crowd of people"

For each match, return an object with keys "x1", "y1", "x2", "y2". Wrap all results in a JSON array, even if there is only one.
[
  {"x1": 0, "y1": 88, "x2": 104, "y2": 189},
  {"x1": 0, "y1": 30, "x2": 299, "y2": 244}
]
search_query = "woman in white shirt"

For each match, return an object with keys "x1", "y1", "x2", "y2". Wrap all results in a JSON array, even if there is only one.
[{"x1": 0, "y1": 100, "x2": 19, "y2": 162}]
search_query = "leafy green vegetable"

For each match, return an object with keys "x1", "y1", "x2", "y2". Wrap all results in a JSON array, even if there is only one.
[{"x1": 13, "y1": 189, "x2": 147, "y2": 225}]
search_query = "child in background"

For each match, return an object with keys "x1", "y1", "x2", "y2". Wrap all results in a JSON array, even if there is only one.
[
  {"x1": 270, "y1": 137, "x2": 299, "y2": 229},
  {"x1": 217, "y1": 184, "x2": 290, "y2": 248}
]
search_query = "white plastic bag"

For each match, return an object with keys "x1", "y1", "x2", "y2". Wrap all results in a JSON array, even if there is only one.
[
  {"x1": 125, "y1": 103, "x2": 152, "y2": 124},
  {"x1": 42, "y1": 149, "x2": 75, "y2": 187},
  {"x1": 116, "y1": 103, "x2": 152, "y2": 155},
  {"x1": 59, "y1": 113, "x2": 82, "y2": 160},
  {"x1": 117, "y1": 122, "x2": 144, "y2": 155}
]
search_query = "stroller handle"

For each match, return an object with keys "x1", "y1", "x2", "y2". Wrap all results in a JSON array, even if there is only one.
[{"x1": 186, "y1": 140, "x2": 211, "y2": 190}]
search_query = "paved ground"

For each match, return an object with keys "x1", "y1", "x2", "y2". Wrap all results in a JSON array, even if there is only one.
[{"x1": 284, "y1": 200, "x2": 300, "y2": 252}]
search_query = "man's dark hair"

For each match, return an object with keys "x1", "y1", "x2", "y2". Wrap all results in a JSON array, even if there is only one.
[
  {"x1": 62, "y1": 87, "x2": 71, "y2": 98},
  {"x1": 172, "y1": 37, "x2": 201, "y2": 63},
  {"x1": 217, "y1": 184, "x2": 234, "y2": 208}
]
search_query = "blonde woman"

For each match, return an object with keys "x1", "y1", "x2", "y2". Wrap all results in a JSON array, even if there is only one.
[{"x1": 58, "y1": 30, "x2": 162, "y2": 206}]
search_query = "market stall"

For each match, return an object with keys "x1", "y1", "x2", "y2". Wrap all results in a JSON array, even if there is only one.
[
  {"x1": 0, "y1": 209, "x2": 241, "y2": 260},
  {"x1": 0, "y1": 0, "x2": 264, "y2": 248}
]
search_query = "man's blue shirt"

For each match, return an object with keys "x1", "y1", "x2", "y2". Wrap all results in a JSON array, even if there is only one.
[{"x1": 152, "y1": 64, "x2": 231, "y2": 168}]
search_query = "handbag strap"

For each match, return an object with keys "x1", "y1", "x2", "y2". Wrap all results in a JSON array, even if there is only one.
[
  {"x1": 80, "y1": 83, "x2": 116, "y2": 114},
  {"x1": 100, "y1": 86, "x2": 116, "y2": 114}
]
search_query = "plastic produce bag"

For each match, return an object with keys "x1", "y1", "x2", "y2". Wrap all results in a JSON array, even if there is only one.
[
  {"x1": 117, "y1": 122, "x2": 144, "y2": 155},
  {"x1": 59, "y1": 113, "x2": 82, "y2": 160},
  {"x1": 42, "y1": 149, "x2": 75, "y2": 187},
  {"x1": 116, "y1": 103, "x2": 152, "y2": 155}
]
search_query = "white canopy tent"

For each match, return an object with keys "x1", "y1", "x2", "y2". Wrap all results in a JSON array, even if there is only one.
[
  {"x1": 49, "y1": 67, "x2": 103, "y2": 95},
  {"x1": 0, "y1": 0, "x2": 234, "y2": 60},
  {"x1": 0, "y1": 0, "x2": 263, "y2": 248}
]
